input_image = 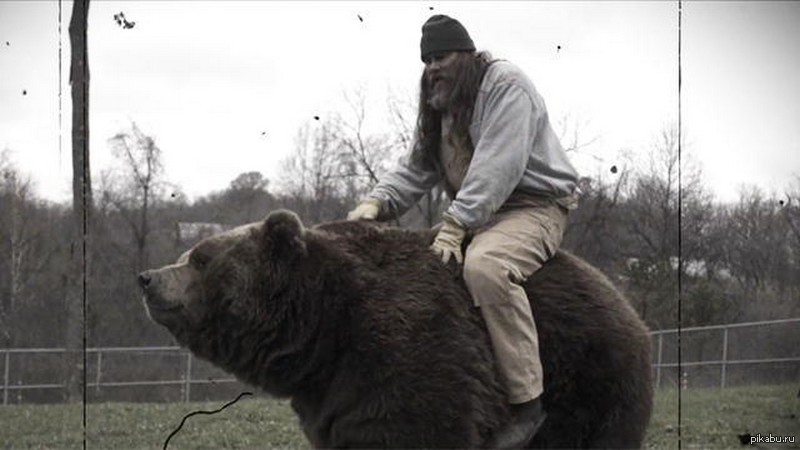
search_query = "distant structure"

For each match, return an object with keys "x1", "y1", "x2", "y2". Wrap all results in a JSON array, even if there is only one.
[
  {"x1": 175, "y1": 222, "x2": 230, "y2": 246},
  {"x1": 623, "y1": 257, "x2": 733, "y2": 280}
]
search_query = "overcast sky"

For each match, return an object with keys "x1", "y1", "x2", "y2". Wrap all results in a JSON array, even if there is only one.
[{"x1": 0, "y1": 1, "x2": 798, "y2": 204}]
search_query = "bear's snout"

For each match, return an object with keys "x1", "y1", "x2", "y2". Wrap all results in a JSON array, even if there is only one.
[
  {"x1": 137, "y1": 269, "x2": 170, "y2": 307},
  {"x1": 138, "y1": 267, "x2": 187, "y2": 326}
]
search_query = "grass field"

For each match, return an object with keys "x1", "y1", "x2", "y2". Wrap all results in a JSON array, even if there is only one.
[{"x1": 1, "y1": 384, "x2": 797, "y2": 449}]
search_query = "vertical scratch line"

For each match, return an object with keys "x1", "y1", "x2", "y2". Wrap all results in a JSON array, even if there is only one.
[
  {"x1": 677, "y1": 1, "x2": 683, "y2": 450},
  {"x1": 58, "y1": 0, "x2": 63, "y2": 172}
]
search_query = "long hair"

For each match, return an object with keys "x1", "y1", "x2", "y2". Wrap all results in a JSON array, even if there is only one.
[{"x1": 411, "y1": 51, "x2": 494, "y2": 167}]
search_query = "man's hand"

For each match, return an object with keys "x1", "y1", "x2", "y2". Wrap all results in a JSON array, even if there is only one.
[
  {"x1": 347, "y1": 198, "x2": 381, "y2": 221},
  {"x1": 430, "y1": 214, "x2": 467, "y2": 264}
]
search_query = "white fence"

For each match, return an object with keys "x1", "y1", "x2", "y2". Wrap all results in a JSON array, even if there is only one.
[
  {"x1": 2, "y1": 318, "x2": 799, "y2": 404},
  {"x1": 1, "y1": 346, "x2": 244, "y2": 405},
  {"x1": 650, "y1": 317, "x2": 799, "y2": 389}
]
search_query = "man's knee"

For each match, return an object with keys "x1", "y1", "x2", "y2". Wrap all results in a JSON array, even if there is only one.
[
  {"x1": 464, "y1": 248, "x2": 521, "y2": 301},
  {"x1": 464, "y1": 248, "x2": 495, "y2": 283}
]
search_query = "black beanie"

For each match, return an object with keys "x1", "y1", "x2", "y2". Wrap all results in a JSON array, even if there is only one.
[{"x1": 420, "y1": 15, "x2": 476, "y2": 62}]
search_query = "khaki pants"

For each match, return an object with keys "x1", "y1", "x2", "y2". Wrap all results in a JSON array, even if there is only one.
[{"x1": 463, "y1": 202, "x2": 568, "y2": 404}]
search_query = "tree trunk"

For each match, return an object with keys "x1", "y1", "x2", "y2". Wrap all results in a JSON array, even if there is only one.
[
  {"x1": 138, "y1": 185, "x2": 149, "y2": 272},
  {"x1": 66, "y1": 0, "x2": 91, "y2": 403}
]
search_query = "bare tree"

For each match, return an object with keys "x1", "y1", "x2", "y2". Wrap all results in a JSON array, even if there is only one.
[
  {"x1": 277, "y1": 86, "x2": 411, "y2": 222},
  {"x1": 338, "y1": 88, "x2": 391, "y2": 188},
  {"x1": 278, "y1": 120, "x2": 348, "y2": 223},
  {"x1": 781, "y1": 176, "x2": 800, "y2": 302},
  {"x1": 782, "y1": 176, "x2": 800, "y2": 242},
  {"x1": 0, "y1": 156, "x2": 31, "y2": 307},
  {"x1": 620, "y1": 124, "x2": 711, "y2": 327},
  {"x1": 626, "y1": 126, "x2": 682, "y2": 257},
  {"x1": 0, "y1": 153, "x2": 67, "y2": 349},
  {"x1": 0, "y1": 154, "x2": 34, "y2": 345},
  {"x1": 1, "y1": 170, "x2": 36, "y2": 338},
  {"x1": 387, "y1": 86, "x2": 416, "y2": 153},
  {"x1": 556, "y1": 113, "x2": 600, "y2": 154},
  {"x1": 562, "y1": 166, "x2": 630, "y2": 272},
  {"x1": 556, "y1": 115, "x2": 626, "y2": 270},
  {"x1": 717, "y1": 186, "x2": 799, "y2": 320},
  {"x1": 104, "y1": 122, "x2": 166, "y2": 272}
]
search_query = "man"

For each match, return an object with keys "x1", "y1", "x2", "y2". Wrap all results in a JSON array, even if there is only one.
[{"x1": 347, "y1": 14, "x2": 580, "y2": 448}]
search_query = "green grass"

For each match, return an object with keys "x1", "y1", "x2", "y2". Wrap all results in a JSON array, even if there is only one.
[
  {"x1": 646, "y1": 384, "x2": 798, "y2": 449},
  {"x1": 0, "y1": 398, "x2": 306, "y2": 449},
  {"x1": 1, "y1": 385, "x2": 797, "y2": 449}
]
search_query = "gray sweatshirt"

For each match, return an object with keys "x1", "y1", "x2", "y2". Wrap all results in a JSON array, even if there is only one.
[{"x1": 369, "y1": 60, "x2": 579, "y2": 230}]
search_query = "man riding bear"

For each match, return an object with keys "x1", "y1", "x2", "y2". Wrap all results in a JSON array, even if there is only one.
[{"x1": 347, "y1": 14, "x2": 581, "y2": 448}]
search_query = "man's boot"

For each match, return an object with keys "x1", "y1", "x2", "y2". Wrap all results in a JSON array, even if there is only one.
[{"x1": 486, "y1": 397, "x2": 546, "y2": 449}]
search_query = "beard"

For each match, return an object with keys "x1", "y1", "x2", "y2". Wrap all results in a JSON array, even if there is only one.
[{"x1": 427, "y1": 79, "x2": 453, "y2": 111}]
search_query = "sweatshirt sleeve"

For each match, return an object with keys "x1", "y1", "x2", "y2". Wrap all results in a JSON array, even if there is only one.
[
  {"x1": 368, "y1": 142, "x2": 441, "y2": 220},
  {"x1": 446, "y1": 81, "x2": 541, "y2": 230}
]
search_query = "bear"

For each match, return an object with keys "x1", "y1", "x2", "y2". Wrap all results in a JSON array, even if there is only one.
[{"x1": 138, "y1": 209, "x2": 653, "y2": 449}]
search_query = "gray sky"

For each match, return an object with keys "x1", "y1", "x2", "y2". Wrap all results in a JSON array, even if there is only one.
[{"x1": 0, "y1": 1, "x2": 798, "y2": 204}]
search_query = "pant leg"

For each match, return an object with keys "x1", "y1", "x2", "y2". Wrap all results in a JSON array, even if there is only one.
[{"x1": 462, "y1": 203, "x2": 567, "y2": 403}]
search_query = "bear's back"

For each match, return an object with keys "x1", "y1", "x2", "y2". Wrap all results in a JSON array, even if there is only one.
[
  {"x1": 525, "y1": 251, "x2": 653, "y2": 448},
  {"x1": 307, "y1": 221, "x2": 509, "y2": 447},
  {"x1": 312, "y1": 220, "x2": 653, "y2": 448}
]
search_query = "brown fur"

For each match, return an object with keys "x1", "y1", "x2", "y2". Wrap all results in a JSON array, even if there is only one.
[{"x1": 139, "y1": 210, "x2": 653, "y2": 448}]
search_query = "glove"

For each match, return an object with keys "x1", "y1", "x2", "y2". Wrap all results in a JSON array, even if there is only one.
[
  {"x1": 430, "y1": 214, "x2": 467, "y2": 265},
  {"x1": 347, "y1": 198, "x2": 381, "y2": 221}
]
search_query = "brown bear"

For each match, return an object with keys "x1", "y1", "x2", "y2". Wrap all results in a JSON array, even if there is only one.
[{"x1": 138, "y1": 209, "x2": 653, "y2": 448}]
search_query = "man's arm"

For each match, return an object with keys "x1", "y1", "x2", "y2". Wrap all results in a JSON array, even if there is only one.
[{"x1": 368, "y1": 144, "x2": 441, "y2": 220}]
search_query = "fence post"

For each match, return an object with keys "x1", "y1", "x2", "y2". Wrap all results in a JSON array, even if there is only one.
[
  {"x1": 3, "y1": 350, "x2": 9, "y2": 406},
  {"x1": 184, "y1": 352, "x2": 192, "y2": 403},
  {"x1": 656, "y1": 333, "x2": 663, "y2": 389},
  {"x1": 95, "y1": 351, "x2": 103, "y2": 395},
  {"x1": 721, "y1": 326, "x2": 729, "y2": 388}
]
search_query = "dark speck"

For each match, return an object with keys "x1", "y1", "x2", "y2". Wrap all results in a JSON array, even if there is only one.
[
  {"x1": 314, "y1": 116, "x2": 320, "y2": 121},
  {"x1": 114, "y1": 12, "x2": 135, "y2": 29},
  {"x1": 557, "y1": 45, "x2": 562, "y2": 52},
  {"x1": 357, "y1": 14, "x2": 363, "y2": 22},
  {"x1": 22, "y1": 90, "x2": 27, "y2": 96},
  {"x1": 610, "y1": 165, "x2": 618, "y2": 174},
  {"x1": 737, "y1": 433, "x2": 751, "y2": 445},
  {"x1": 429, "y1": 6, "x2": 434, "y2": 11}
]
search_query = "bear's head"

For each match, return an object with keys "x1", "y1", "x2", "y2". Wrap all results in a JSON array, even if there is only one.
[{"x1": 138, "y1": 209, "x2": 310, "y2": 356}]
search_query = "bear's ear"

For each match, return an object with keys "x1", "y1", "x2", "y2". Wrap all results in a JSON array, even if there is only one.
[{"x1": 262, "y1": 209, "x2": 307, "y2": 259}]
